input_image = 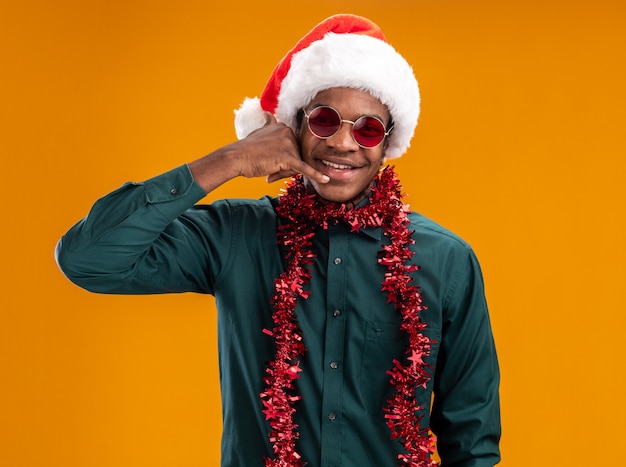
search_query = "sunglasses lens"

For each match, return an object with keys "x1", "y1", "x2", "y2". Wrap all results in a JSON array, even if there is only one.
[
  {"x1": 307, "y1": 106, "x2": 341, "y2": 137},
  {"x1": 353, "y1": 116, "x2": 386, "y2": 147}
]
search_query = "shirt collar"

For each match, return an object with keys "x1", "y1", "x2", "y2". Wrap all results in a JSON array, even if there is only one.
[
  {"x1": 359, "y1": 225, "x2": 382, "y2": 241},
  {"x1": 351, "y1": 196, "x2": 383, "y2": 241}
]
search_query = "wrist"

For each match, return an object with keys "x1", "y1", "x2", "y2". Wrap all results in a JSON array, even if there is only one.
[{"x1": 188, "y1": 146, "x2": 242, "y2": 193}]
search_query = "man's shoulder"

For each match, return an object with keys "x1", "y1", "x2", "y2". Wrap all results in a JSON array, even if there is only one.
[
  {"x1": 218, "y1": 195, "x2": 278, "y2": 211},
  {"x1": 408, "y1": 211, "x2": 472, "y2": 252},
  {"x1": 190, "y1": 196, "x2": 279, "y2": 226},
  {"x1": 203, "y1": 195, "x2": 278, "y2": 213}
]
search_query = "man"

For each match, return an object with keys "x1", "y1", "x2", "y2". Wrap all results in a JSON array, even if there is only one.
[{"x1": 56, "y1": 14, "x2": 501, "y2": 467}]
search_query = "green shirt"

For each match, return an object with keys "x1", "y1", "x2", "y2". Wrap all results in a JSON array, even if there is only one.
[{"x1": 56, "y1": 165, "x2": 500, "y2": 466}]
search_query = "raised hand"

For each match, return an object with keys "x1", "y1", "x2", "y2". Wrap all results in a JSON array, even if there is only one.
[{"x1": 189, "y1": 113, "x2": 329, "y2": 193}]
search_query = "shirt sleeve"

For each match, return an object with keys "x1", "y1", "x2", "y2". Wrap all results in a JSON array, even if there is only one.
[
  {"x1": 55, "y1": 164, "x2": 224, "y2": 295},
  {"x1": 430, "y1": 247, "x2": 501, "y2": 467}
]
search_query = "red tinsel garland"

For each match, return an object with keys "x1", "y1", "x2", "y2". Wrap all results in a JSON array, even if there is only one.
[{"x1": 261, "y1": 166, "x2": 438, "y2": 466}]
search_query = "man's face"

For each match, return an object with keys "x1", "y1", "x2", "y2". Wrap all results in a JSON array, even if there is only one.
[{"x1": 298, "y1": 87, "x2": 390, "y2": 204}]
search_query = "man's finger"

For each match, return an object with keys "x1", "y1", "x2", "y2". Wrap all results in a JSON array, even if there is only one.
[{"x1": 294, "y1": 160, "x2": 330, "y2": 184}]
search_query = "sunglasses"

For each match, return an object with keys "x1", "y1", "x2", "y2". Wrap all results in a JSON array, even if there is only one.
[{"x1": 303, "y1": 105, "x2": 393, "y2": 148}]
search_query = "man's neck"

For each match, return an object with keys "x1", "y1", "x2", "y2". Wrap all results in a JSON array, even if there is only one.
[{"x1": 306, "y1": 180, "x2": 375, "y2": 210}]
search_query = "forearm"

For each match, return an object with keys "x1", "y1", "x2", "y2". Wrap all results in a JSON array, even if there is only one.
[
  {"x1": 55, "y1": 164, "x2": 208, "y2": 294},
  {"x1": 188, "y1": 144, "x2": 242, "y2": 193}
]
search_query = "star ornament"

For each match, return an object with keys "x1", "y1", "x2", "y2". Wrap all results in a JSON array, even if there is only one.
[{"x1": 408, "y1": 349, "x2": 426, "y2": 367}]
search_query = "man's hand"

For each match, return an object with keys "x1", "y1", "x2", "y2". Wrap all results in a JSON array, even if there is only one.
[{"x1": 189, "y1": 113, "x2": 329, "y2": 193}]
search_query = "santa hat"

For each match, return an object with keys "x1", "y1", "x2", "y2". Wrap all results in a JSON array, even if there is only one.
[{"x1": 234, "y1": 14, "x2": 420, "y2": 159}]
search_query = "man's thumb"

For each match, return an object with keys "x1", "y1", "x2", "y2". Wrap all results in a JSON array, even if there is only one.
[{"x1": 263, "y1": 112, "x2": 277, "y2": 126}]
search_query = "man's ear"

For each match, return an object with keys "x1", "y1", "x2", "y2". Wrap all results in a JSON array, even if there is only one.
[
  {"x1": 381, "y1": 137, "x2": 390, "y2": 164},
  {"x1": 381, "y1": 117, "x2": 393, "y2": 160}
]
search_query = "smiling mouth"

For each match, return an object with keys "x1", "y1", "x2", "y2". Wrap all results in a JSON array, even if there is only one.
[{"x1": 321, "y1": 159, "x2": 355, "y2": 170}]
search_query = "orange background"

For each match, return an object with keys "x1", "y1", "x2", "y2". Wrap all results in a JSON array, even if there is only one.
[{"x1": 2, "y1": 1, "x2": 625, "y2": 466}]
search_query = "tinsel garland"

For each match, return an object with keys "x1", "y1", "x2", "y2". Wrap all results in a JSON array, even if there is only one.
[{"x1": 261, "y1": 166, "x2": 438, "y2": 466}]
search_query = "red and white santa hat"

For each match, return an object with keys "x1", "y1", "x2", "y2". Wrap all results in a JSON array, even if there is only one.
[{"x1": 234, "y1": 14, "x2": 420, "y2": 160}]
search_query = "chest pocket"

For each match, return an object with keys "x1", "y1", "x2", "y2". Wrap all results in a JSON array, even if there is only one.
[{"x1": 359, "y1": 321, "x2": 408, "y2": 414}]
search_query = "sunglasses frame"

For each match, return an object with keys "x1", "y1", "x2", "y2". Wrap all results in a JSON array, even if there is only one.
[{"x1": 303, "y1": 105, "x2": 393, "y2": 149}]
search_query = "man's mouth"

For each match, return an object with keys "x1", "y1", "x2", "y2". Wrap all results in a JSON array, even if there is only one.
[{"x1": 321, "y1": 159, "x2": 355, "y2": 170}]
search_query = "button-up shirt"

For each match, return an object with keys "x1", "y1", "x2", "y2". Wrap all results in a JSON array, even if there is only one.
[{"x1": 56, "y1": 164, "x2": 501, "y2": 466}]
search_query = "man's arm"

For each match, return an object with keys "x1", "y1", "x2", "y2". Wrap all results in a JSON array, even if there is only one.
[
  {"x1": 430, "y1": 248, "x2": 501, "y2": 466},
  {"x1": 55, "y1": 116, "x2": 329, "y2": 294}
]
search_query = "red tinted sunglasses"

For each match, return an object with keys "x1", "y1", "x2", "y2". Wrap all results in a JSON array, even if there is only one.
[{"x1": 303, "y1": 105, "x2": 393, "y2": 148}]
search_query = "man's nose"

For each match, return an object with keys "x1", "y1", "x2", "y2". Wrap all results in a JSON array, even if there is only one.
[{"x1": 326, "y1": 122, "x2": 359, "y2": 151}]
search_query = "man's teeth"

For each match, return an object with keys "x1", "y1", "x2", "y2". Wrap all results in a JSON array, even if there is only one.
[{"x1": 322, "y1": 160, "x2": 353, "y2": 170}]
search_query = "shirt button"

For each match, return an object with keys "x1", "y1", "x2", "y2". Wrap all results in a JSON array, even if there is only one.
[
  {"x1": 170, "y1": 187, "x2": 179, "y2": 195},
  {"x1": 333, "y1": 257, "x2": 342, "y2": 265},
  {"x1": 332, "y1": 309, "x2": 342, "y2": 317},
  {"x1": 328, "y1": 411, "x2": 336, "y2": 421},
  {"x1": 330, "y1": 361, "x2": 338, "y2": 369}
]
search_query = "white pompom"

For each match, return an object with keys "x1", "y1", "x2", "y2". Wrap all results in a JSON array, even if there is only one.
[{"x1": 234, "y1": 97, "x2": 267, "y2": 139}]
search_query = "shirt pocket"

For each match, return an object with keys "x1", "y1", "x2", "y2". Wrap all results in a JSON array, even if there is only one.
[{"x1": 359, "y1": 321, "x2": 408, "y2": 414}]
